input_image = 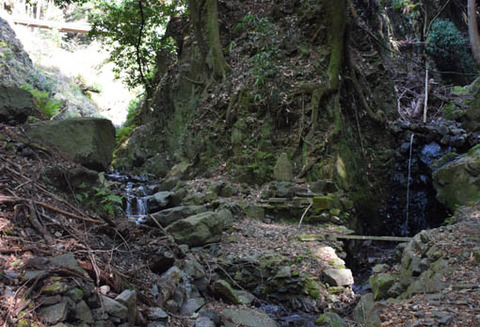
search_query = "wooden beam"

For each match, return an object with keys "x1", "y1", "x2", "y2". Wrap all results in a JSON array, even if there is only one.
[
  {"x1": 12, "y1": 17, "x2": 91, "y2": 34},
  {"x1": 329, "y1": 234, "x2": 412, "y2": 242},
  {"x1": 297, "y1": 234, "x2": 412, "y2": 242}
]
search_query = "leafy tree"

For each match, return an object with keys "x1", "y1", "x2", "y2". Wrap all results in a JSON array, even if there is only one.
[{"x1": 89, "y1": 0, "x2": 182, "y2": 89}]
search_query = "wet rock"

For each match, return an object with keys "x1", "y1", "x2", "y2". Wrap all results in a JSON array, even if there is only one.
[
  {"x1": 0, "y1": 85, "x2": 34, "y2": 124},
  {"x1": 221, "y1": 308, "x2": 278, "y2": 327},
  {"x1": 212, "y1": 280, "x2": 242, "y2": 304},
  {"x1": 316, "y1": 312, "x2": 346, "y2": 326},
  {"x1": 38, "y1": 302, "x2": 69, "y2": 324},
  {"x1": 165, "y1": 211, "x2": 226, "y2": 247},
  {"x1": 323, "y1": 268, "x2": 354, "y2": 286},
  {"x1": 273, "y1": 152, "x2": 293, "y2": 181},
  {"x1": 25, "y1": 118, "x2": 116, "y2": 171},
  {"x1": 74, "y1": 300, "x2": 93, "y2": 323}
]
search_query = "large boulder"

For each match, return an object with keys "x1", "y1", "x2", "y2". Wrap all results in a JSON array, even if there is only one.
[
  {"x1": 26, "y1": 118, "x2": 116, "y2": 171},
  {"x1": 220, "y1": 308, "x2": 278, "y2": 327},
  {"x1": 432, "y1": 146, "x2": 480, "y2": 210},
  {"x1": 0, "y1": 85, "x2": 34, "y2": 124},
  {"x1": 165, "y1": 210, "x2": 230, "y2": 247},
  {"x1": 148, "y1": 205, "x2": 207, "y2": 227}
]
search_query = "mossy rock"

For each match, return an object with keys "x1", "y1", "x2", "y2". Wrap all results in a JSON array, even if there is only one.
[
  {"x1": 369, "y1": 273, "x2": 396, "y2": 300},
  {"x1": 273, "y1": 152, "x2": 293, "y2": 181},
  {"x1": 432, "y1": 147, "x2": 480, "y2": 210},
  {"x1": 316, "y1": 312, "x2": 346, "y2": 326}
]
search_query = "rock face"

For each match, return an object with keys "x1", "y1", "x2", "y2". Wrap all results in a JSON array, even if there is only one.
[
  {"x1": 0, "y1": 17, "x2": 41, "y2": 88},
  {"x1": 0, "y1": 85, "x2": 34, "y2": 124},
  {"x1": 432, "y1": 146, "x2": 480, "y2": 210},
  {"x1": 323, "y1": 268, "x2": 354, "y2": 286},
  {"x1": 26, "y1": 118, "x2": 116, "y2": 171},
  {"x1": 165, "y1": 211, "x2": 229, "y2": 247}
]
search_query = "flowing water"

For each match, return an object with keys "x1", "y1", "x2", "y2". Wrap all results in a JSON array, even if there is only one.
[{"x1": 402, "y1": 133, "x2": 414, "y2": 236}]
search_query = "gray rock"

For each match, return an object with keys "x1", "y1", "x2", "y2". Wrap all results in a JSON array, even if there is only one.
[
  {"x1": 323, "y1": 268, "x2": 354, "y2": 286},
  {"x1": 115, "y1": 290, "x2": 136, "y2": 327},
  {"x1": 180, "y1": 298, "x2": 205, "y2": 315},
  {"x1": 316, "y1": 312, "x2": 346, "y2": 326},
  {"x1": 212, "y1": 280, "x2": 242, "y2": 304},
  {"x1": 148, "y1": 191, "x2": 174, "y2": 212},
  {"x1": 221, "y1": 308, "x2": 278, "y2": 327},
  {"x1": 38, "y1": 302, "x2": 69, "y2": 324},
  {"x1": 0, "y1": 86, "x2": 34, "y2": 124},
  {"x1": 75, "y1": 300, "x2": 93, "y2": 323},
  {"x1": 237, "y1": 290, "x2": 256, "y2": 305},
  {"x1": 147, "y1": 307, "x2": 169, "y2": 321},
  {"x1": 165, "y1": 211, "x2": 225, "y2": 247},
  {"x1": 25, "y1": 118, "x2": 116, "y2": 171},
  {"x1": 353, "y1": 293, "x2": 375, "y2": 324},
  {"x1": 100, "y1": 294, "x2": 128, "y2": 319},
  {"x1": 195, "y1": 316, "x2": 215, "y2": 327},
  {"x1": 149, "y1": 205, "x2": 207, "y2": 227}
]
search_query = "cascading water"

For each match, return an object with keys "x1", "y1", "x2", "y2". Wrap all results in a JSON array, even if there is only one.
[
  {"x1": 125, "y1": 182, "x2": 149, "y2": 218},
  {"x1": 402, "y1": 133, "x2": 414, "y2": 236}
]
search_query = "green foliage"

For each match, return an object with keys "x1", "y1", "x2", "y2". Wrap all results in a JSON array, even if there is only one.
[
  {"x1": 236, "y1": 14, "x2": 280, "y2": 100},
  {"x1": 426, "y1": 20, "x2": 475, "y2": 78},
  {"x1": 21, "y1": 85, "x2": 63, "y2": 119},
  {"x1": 392, "y1": 0, "x2": 421, "y2": 10},
  {"x1": 246, "y1": 150, "x2": 274, "y2": 182},
  {"x1": 116, "y1": 97, "x2": 141, "y2": 144},
  {"x1": 89, "y1": 0, "x2": 182, "y2": 89},
  {"x1": 75, "y1": 184, "x2": 123, "y2": 216}
]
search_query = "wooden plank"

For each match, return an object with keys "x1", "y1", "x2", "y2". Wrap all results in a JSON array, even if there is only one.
[
  {"x1": 329, "y1": 234, "x2": 412, "y2": 242},
  {"x1": 12, "y1": 17, "x2": 91, "y2": 34},
  {"x1": 297, "y1": 234, "x2": 412, "y2": 242}
]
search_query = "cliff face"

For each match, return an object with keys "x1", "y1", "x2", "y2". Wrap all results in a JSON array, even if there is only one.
[
  {"x1": 0, "y1": 16, "x2": 42, "y2": 88},
  {"x1": 114, "y1": 0, "x2": 475, "y2": 231},
  {"x1": 116, "y1": 0, "x2": 397, "y2": 192}
]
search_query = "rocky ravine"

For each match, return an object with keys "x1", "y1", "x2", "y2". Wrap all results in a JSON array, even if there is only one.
[{"x1": 1, "y1": 121, "x2": 479, "y2": 327}]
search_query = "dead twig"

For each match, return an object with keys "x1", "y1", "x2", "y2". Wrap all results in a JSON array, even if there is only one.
[{"x1": 0, "y1": 196, "x2": 104, "y2": 224}]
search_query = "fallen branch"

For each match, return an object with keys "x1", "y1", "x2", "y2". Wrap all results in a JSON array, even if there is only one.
[
  {"x1": 298, "y1": 203, "x2": 313, "y2": 228},
  {"x1": 0, "y1": 196, "x2": 104, "y2": 224}
]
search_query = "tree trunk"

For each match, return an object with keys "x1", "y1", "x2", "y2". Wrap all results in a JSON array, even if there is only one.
[
  {"x1": 187, "y1": 0, "x2": 228, "y2": 80},
  {"x1": 205, "y1": 0, "x2": 228, "y2": 80},
  {"x1": 468, "y1": 0, "x2": 480, "y2": 64}
]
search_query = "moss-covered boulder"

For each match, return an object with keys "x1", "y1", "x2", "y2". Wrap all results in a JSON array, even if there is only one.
[
  {"x1": 369, "y1": 273, "x2": 396, "y2": 300},
  {"x1": 0, "y1": 86, "x2": 34, "y2": 124},
  {"x1": 316, "y1": 312, "x2": 346, "y2": 326},
  {"x1": 26, "y1": 118, "x2": 116, "y2": 171},
  {"x1": 165, "y1": 211, "x2": 229, "y2": 247},
  {"x1": 432, "y1": 146, "x2": 480, "y2": 210}
]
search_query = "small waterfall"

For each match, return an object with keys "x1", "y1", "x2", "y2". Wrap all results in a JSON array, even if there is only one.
[
  {"x1": 125, "y1": 182, "x2": 149, "y2": 218},
  {"x1": 402, "y1": 133, "x2": 414, "y2": 236}
]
